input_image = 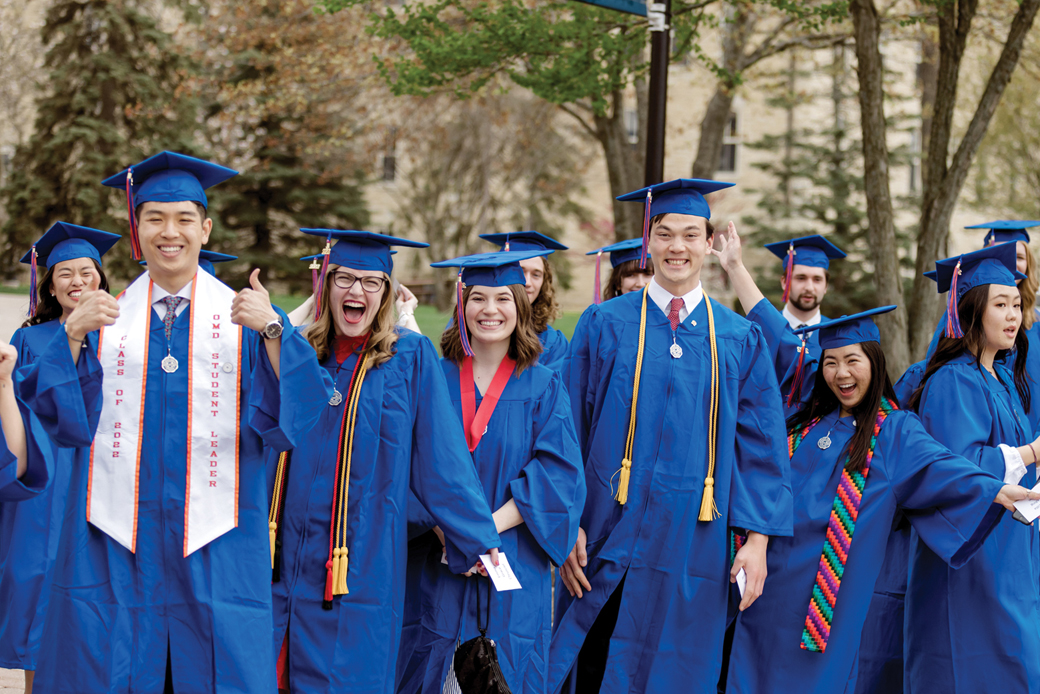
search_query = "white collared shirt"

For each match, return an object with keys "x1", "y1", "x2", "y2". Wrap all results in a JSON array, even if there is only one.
[
  {"x1": 647, "y1": 277, "x2": 703, "y2": 326},
  {"x1": 152, "y1": 281, "x2": 193, "y2": 322},
  {"x1": 782, "y1": 304, "x2": 821, "y2": 331}
]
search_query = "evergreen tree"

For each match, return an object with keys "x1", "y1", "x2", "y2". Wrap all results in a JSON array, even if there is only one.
[
  {"x1": 196, "y1": 0, "x2": 370, "y2": 292},
  {"x1": 0, "y1": 0, "x2": 199, "y2": 281},
  {"x1": 740, "y1": 44, "x2": 918, "y2": 319}
]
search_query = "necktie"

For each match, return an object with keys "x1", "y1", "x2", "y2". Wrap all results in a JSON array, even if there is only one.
[
  {"x1": 162, "y1": 296, "x2": 183, "y2": 341},
  {"x1": 668, "y1": 297, "x2": 684, "y2": 331}
]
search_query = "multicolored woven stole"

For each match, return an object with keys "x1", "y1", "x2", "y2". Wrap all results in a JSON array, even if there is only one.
[{"x1": 800, "y1": 397, "x2": 897, "y2": 653}]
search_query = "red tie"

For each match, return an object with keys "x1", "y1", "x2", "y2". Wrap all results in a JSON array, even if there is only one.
[{"x1": 668, "y1": 297, "x2": 683, "y2": 331}]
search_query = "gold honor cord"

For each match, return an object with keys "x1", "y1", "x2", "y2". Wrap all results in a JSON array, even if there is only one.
[
  {"x1": 332, "y1": 352, "x2": 370, "y2": 596},
  {"x1": 614, "y1": 284, "x2": 721, "y2": 521},
  {"x1": 268, "y1": 451, "x2": 290, "y2": 569}
]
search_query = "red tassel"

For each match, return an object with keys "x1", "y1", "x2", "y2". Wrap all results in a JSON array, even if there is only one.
[
  {"x1": 28, "y1": 247, "x2": 38, "y2": 318},
  {"x1": 639, "y1": 190, "x2": 652, "y2": 270},
  {"x1": 125, "y1": 168, "x2": 143, "y2": 261},
  {"x1": 457, "y1": 270, "x2": 474, "y2": 357},
  {"x1": 323, "y1": 558, "x2": 335, "y2": 602},
  {"x1": 782, "y1": 243, "x2": 796, "y2": 304},
  {"x1": 593, "y1": 251, "x2": 603, "y2": 305},
  {"x1": 945, "y1": 260, "x2": 964, "y2": 339},
  {"x1": 787, "y1": 336, "x2": 808, "y2": 408}
]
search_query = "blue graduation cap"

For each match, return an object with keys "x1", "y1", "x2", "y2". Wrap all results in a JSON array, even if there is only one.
[
  {"x1": 102, "y1": 151, "x2": 238, "y2": 261},
  {"x1": 478, "y1": 231, "x2": 567, "y2": 253},
  {"x1": 765, "y1": 235, "x2": 846, "y2": 304},
  {"x1": 794, "y1": 305, "x2": 896, "y2": 350},
  {"x1": 933, "y1": 242, "x2": 1025, "y2": 339},
  {"x1": 20, "y1": 222, "x2": 122, "y2": 318},
  {"x1": 431, "y1": 250, "x2": 553, "y2": 357},
  {"x1": 617, "y1": 178, "x2": 735, "y2": 269},
  {"x1": 966, "y1": 220, "x2": 1040, "y2": 246},
  {"x1": 140, "y1": 249, "x2": 236, "y2": 276},
  {"x1": 585, "y1": 239, "x2": 651, "y2": 304}
]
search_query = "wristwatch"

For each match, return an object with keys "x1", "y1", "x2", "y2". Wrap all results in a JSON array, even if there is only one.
[{"x1": 261, "y1": 316, "x2": 284, "y2": 340}]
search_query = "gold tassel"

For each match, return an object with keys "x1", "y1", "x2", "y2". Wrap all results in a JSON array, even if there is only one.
[
  {"x1": 269, "y1": 521, "x2": 277, "y2": 569},
  {"x1": 614, "y1": 458, "x2": 632, "y2": 505},
  {"x1": 334, "y1": 547, "x2": 350, "y2": 596},
  {"x1": 698, "y1": 477, "x2": 720, "y2": 521}
]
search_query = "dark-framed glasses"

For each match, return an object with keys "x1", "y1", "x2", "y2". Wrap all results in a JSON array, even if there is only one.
[{"x1": 332, "y1": 272, "x2": 387, "y2": 293}]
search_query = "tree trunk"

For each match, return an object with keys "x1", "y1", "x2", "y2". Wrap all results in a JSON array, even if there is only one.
[
  {"x1": 595, "y1": 89, "x2": 645, "y2": 240},
  {"x1": 850, "y1": 0, "x2": 911, "y2": 379},
  {"x1": 908, "y1": 0, "x2": 1040, "y2": 359}
]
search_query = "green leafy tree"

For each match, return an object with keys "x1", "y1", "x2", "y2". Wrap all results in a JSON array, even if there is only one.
[{"x1": 0, "y1": 0, "x2": 199, "y2": 281}]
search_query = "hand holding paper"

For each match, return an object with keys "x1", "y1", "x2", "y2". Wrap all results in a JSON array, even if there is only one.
[{"x1": 479, "y1": 552, "x2": 522, "y2": 591}]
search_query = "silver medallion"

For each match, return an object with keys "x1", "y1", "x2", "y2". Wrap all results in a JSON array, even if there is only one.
[
  {"x1": 329, "y1": 388, "x2": 343, "y2": 406},
  {"x1": 222, "y1": 362, "x2": 234, "y2": 374},
  {"x1": 670, "y1": 343, "x2": 683, "y2": 359},
  {"x1": 162, "y1": 355, "x2": 179, "y2": 374},
  {"x1": 817, "y1": 435, "x2": 832, "y2": 450}
]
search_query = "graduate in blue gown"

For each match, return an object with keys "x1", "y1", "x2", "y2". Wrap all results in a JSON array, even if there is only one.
[
  {"x1": 549, "y1": 179, "x2": 793, "y2": 694},
  {"x1": 480, "y1": 231, "x2": 570, "y2": 371},
  {"x1": 717, "y1": 224, "x2": 908, "y2": 693},
  {"x1": 758, "y1": 235, "x2": 846, "y2": 370},
  {"x1": 267, "y1": 230, "x2": 502, "y2": 694},
  {"x1": 719, "y1": 305, "x2": 1033, "y2": 694},
  {"x1": 0, "y1": 222, "x2": 120, "y2": 692},
  {"x1": 16, "y1": 151, "x2": 332, "y2": 694},
  {"x1": 396, "y1": 252, "x2": 585, "y2": 694},
  {"x1": 0, "y1": 340, "x2": 55, "y2": 504},
  {"x1": 905, "y1": 242, "x2": 1040, "y2": 694},
  {"x1": 585, "y1": 238, "x2": 653, "y2": 304}
]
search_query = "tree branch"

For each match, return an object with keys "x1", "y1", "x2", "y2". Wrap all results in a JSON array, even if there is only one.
[{"x1": 557, "y1": 102, "x2": 599, "y2": 140}]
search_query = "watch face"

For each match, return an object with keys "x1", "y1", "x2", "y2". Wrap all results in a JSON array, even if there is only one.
[{"x1": 264, "y1": 320, "x2": 283, "y2": 339}]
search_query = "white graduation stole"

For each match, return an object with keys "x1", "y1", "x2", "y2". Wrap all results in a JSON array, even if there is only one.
[{"x1": 88, "y1": 270, "x2": 243, "y2": 556}]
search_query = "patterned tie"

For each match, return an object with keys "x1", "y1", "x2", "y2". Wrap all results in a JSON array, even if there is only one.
[
  {"x1": 162, "y1": 296, "x2": 183, "y2": 341},
  {"x1": 668, "y1": 297, "x2": 684, "y2": 331}
]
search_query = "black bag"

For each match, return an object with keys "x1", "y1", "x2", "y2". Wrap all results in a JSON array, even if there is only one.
[{"x1": 451, "y1": 577, "x2": 513, "y2": 694}]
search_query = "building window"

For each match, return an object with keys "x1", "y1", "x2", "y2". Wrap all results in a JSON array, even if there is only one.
[
  {"x1": 382, "y1": 127, "x2": 397, "y2": 182},
  {"x1": 624, "y1": 107, "x2": 639, "y2": 145},
  {"x1": 718, "y1": 113, "x2": 738, "y2": 173}
]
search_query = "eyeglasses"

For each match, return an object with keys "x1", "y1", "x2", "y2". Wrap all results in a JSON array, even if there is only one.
[{"x1": 331, "y1": 272, "x2": 387, "y2": 293}]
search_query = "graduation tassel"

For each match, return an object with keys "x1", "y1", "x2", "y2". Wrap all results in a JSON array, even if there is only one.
[
  {"x1": 638, "y1": 190, "x2": 652, "y2": 270},
  {"x1": 456, "y1": 270, "x2": 474, "y2": 357},
  {"x1": 786, "y1": 335, "x2": 809, "y2": 408},
  {"x1": 781, "y1": 243, "x2": 795, "y2": 304},
  {"x1": 323, "y1": 558, "x2": 335, "y2": 607},
  {"x1": 615, "y1": 285, "x2": 649, "y2": 505},
  {"x1": 124, "y1": 168, "x2": 143, "y2": 261},
  {"x1": 945, "y1": 260, "x2": 964, "y2": 339},
  {"x1": 334, "y1": 547, "x2": 349, "y2": 595},
  {"x1": 27, "y1": 247, "x2": 38, "y2": 318},
  {"x1": 314, "y1": 237, "x2": 332, "y2": 322},
  {"x1": 593, "y1": 251, "x2": 603, "y2": 305},
  {"x1": 698, "y1": 291, "x2": 721, "y2": 522}
]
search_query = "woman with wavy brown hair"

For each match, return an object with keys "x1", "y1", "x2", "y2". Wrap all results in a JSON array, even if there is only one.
[
  {"x1": 396, "y1": 251, "x2": 585, "y2": 694},
  {"x1": 586, "y1": 238, "x2": 654, "y2": 303},
  {"x1": 479, "y1": 231, "x2": 570, "y2": 371},
  {"x1": 268, "y1": 230, "x2": 501, "y2": 694}
]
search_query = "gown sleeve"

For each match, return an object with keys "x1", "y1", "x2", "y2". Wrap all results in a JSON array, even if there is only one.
[
  {"x1": 408, "y1": 339, "x2": 501, "y2": 573},
  {"x1": 887, "y1": 412, "x2": 1006, "y2": 568},
  {"x1": 746, "y1": 298, "x2": 808, "y2": 381},
  {"x1": 727, "y1": 322, "x2": 794, "y2": 536},
  {"x1": 894, "y1": 360, "x2": 927, "y2": 410},
  {"x1": 0, "y1": 400, "x2": 57, "y2": 501},
  {"x1": 917, "y1": 364, "x2": 1011, "y2": 479},
  {"x1": 247, "y1": 306, "x2": 333, "y2": 452},
  {"x1": 508, "y1": 370, "x2": 586, "y2": 566},
  {"x1": 562, "y1": 307, "x2": 598, "y2": 458},
  {"x1": 14, "y1": 327, "x2": 102, "y2": 449},
  {"x1": 538, "y1": 327, "x2": 570, "y2": 373}
]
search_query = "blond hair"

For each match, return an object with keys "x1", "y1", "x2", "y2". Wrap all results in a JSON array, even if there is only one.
[
  {"x1": 1023, "y1": 243, "x2": 1038, "y2": 330},
  {"x1": 303, "y1": 263, "x2": 398, "y2": 368}
]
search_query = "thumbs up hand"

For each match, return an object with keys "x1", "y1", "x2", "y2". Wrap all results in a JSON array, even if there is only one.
[{"x1": 231, "y1": 268, "x2": 280, "y2": 332}]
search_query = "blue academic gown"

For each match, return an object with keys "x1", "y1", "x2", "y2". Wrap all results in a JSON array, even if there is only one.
[
  {"x1": 548, "y1": 290, "x2": 793, "y2": 694},
  {"x1": 0, "y1": 320, "x2": 76, "y2": 670},
  {"x1": 745, "y1": 300, "x2": 823, "y2": 417},
  {"x1": 17, "y1": 294, "x2": 331, "y2": 694},
  {"x1": 537, "y1": 325, "x2": 569, "y2": 372},
  {"x1": 397, "y1": 359, "x2": 584, "y2": 694},
  {"x1": 726, "y1": 407, "x2": 1005, "y2": 694},
  {"x1": 906, "y1": 353, "x2": 1040, "y2": 693},
  {"x1": 269, "y1": 331, "x2": 501, "y2": 694}
]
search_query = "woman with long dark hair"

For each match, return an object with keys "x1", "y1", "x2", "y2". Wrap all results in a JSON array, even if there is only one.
[
  {"x1": 718, "y1": 303, "x2": 1036, "y2": 694},
  {"x1": 904, "y1": 242, "x2": 1040, "y2": 694},
  {"x1": 396, "y1": 251, "x2": 584, "y2": 694},
  {"x1": 479, "y1": 231, "x2": 570, "y2": 371},
  {"x1": 585, "y1": 238, "x2": 653, "y2": 303},
  {"x1": 267, "y1": 230, "x2": 501, "y2": 694},
  {"x1": 0, "y1": 222, "x2": 119, "y2": 694}
]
